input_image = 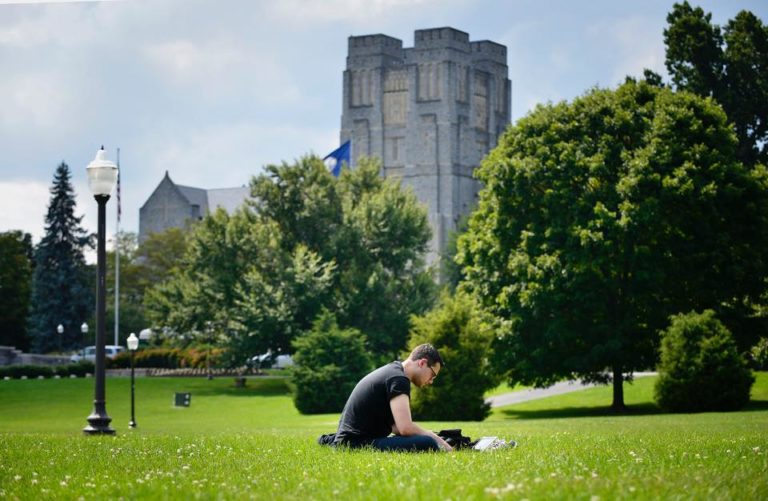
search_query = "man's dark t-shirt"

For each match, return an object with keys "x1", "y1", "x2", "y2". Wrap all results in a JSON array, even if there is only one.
[{"x1": 333, "y1": 361, "x2": 411, "y2": 446}]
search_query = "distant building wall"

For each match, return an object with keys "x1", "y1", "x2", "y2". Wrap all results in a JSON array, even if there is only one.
[
  {"x1": 138, "y1": 172, "x2": 250, "y2": 243},
  {"x1": 340, "y1": 27, "x2": 511, "y2": 267}
]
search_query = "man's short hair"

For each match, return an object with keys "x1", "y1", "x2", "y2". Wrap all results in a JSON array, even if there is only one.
[{"x1": 408, "y1": 343, "x2": 443, "y2": 368}]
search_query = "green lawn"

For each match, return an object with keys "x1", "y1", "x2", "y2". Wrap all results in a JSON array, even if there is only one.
[
  {"x1": 0, "y1": 373, "x2": 766, "y2": 499},
  {"x1": 484, "y1": 381, "x2": 528, "y2": 397}
]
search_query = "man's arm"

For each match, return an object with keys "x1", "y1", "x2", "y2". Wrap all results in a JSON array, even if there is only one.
[{"x1": 390, "y1": 394, "x2": 453, "y2": 451}]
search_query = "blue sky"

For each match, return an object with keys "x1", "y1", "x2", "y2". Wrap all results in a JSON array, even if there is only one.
[{"x1": 1, "y1": 0, "x2": 766, "y2": 249}]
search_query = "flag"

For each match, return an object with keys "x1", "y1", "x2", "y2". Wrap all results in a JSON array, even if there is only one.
[
  {"x1": 323, "y1": 140, "x2": 351, "y2": 177},
  {"x1": 116, "y1": 148, "x2": 121, "y2": 223},
  {"x1": 116, "y1": 170, "x2": 121, "y2": 222}
]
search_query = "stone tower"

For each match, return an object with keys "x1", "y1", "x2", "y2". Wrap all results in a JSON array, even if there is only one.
[{"x1": 340, "y1": 27, "x2": 511, "y2": 266}]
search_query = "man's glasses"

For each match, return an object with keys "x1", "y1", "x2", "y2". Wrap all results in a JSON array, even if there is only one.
[{"x1": 427, "y1": 365, "x2": 438, "y2": 380}]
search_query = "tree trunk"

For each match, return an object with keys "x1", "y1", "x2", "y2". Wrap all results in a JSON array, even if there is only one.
[{"x1": 611, "y1": 366, "x2": 626, "y2": 411}]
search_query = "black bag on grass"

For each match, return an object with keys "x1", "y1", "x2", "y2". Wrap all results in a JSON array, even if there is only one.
[{"x1": 435, "y1": 429, "x2": 472, "y2": 449}]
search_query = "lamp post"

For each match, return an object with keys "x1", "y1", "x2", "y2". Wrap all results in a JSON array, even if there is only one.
[
  {"x1": 57, "y1": 324, "x2": 63, "y2": 353},
  {"x1": 127, "y1": 332, "x2": 139, "y2": 428},
  {"x1": 83, "y1": 146, "x2": 117, "y2": 435},
  {"x1": 80, "y1": 323, "x2": 88, "y2": 359}
]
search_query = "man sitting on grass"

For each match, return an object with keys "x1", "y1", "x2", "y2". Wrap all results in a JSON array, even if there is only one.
[{"x1": 330, "y1": 343, "x2": 453, "y2": 452}]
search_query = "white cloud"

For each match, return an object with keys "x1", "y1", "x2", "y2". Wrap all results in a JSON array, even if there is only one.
[
  {"x1": 0, "y1": 72, "x2": 75, "y2": 128},
  {"x1": 142, "y1": 38, "x2": 302, "y2": 103},
  {"x1": 0, "y1": 180, "x2": 50, "y2": 242},
  {"x1": 265, "y1": 0, "x2": 434, "y2": 25},
  {"x1": 141, "y1": 121, "x2": 338, "y2": 188},
  {"x1": 0, "y1": 2, "x2": 106, "y2": 48},
  {"x1": 144, "y1": 39, "x2": 242, "y2": 81},
  {"x1": 589, "y1": 15, "x2": 667, "y2": 84}
]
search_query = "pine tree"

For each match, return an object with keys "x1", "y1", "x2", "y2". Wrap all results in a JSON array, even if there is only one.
[{"x1": 28, "y1": 162, "x2": 93, "y2": 353}]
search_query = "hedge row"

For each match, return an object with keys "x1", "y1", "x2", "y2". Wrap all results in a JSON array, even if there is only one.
[
  {"x1": 0, "y1": 361, "x2": 95, "y2": 379},
  {"x1": 107, "y1": 347, "x2": 225, "y2": 369}
]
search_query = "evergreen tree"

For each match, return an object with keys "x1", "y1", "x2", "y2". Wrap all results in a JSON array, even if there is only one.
[{"x1": 28, "y1": 162, "x2": 93, "y2": 353}]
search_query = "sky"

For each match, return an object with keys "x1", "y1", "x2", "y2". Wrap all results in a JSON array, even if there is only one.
[{"x1": 1, "y1": 0, "x2": 766, "y2": 254}]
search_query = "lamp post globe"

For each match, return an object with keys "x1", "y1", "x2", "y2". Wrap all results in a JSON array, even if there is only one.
[
  {"x1": 83, "y1": 146, "x2": 117, "y2": 436},
  {"x1": 57, "y1": 324, "x2": 63, "y2": 353},
  {"x1": 80, "y1": 323, "x2": 88, "y2": 358},
  {"x1": 127, "y1": 333, "x2": 139, "y2": 429}
]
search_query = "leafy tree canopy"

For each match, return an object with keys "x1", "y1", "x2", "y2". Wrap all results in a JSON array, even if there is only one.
[
  {"x1": 457, "y1": 79, "x2": 768, "y2": 409},
  {"x1": 0, "y1": 231, "x2": 34, "y2": 350},
  {"x1": 665, "y1": 1, "x2": 768, "y2": 166},
  {"x1": 408, "y1": 290, "x2": 501, "y2": 421},
  {"x1": 655, "y1": 310, "x2": 753, "y2": 412},
  {"x1": 145, "y1": 156, "x2": 436, "y2": 364},
  {"x1": 291, "y1": 310, "x2": 373, "y2": 414}
]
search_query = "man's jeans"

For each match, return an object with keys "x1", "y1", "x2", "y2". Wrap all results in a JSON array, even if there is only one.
[{"x1": 370, "y1": 435, "x2": 439, "y2": 452}]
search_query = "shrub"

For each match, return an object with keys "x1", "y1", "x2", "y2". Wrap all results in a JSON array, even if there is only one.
[
  {"x1": 655, "y1": 310, "x2": 754, "y2": 412},
  {"x1": 408, "y1": 290, "x2": 501, "y2": 421},
  {"x1": 0, "y1": 361, "x2": 94, "y2": 379},
  {"x1": 291, "y1": 310, "x2": 372, "y2": 414},
  {"x1": 751, "y1": 337, "x2": 768, "y2": 370},
  {"x1": 110, "y1": 348, "x2": 173, "y2": 368},
  {"x1": 56, "y1": 361, "x2": 94, "y2": 377}
]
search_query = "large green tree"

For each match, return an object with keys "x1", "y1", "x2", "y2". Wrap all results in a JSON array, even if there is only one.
[
  {"x1": 28, "y1": 162, "x2": 93, "y2": 353},
  {"x1": 457, "y1": 80, "x2": 768, "y2": 409},
  {"x1": 135, "y1": 227, "x2": 188, "y2": 290},
  {"x1": 145, "y1": 156, "x2": 435, "y2": 364},
  {"x1": 0, "y1": 231, "x2": 34, "y2": 350},
  {"x1": 665, "y1": 2, "x2": 768, "y2": 166}
]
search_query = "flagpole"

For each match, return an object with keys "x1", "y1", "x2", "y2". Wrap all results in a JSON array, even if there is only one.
[{"x1": 114, "y1": 148, "x2": 120, "y2": 347}]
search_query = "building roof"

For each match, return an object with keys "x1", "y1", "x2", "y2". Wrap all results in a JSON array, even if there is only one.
[
  {"x1": 176, "y1": 184, "x2": 209, "y2": 211},
  {"x1": 207, "y1": 187, "x2": 251, "y2": 213}
]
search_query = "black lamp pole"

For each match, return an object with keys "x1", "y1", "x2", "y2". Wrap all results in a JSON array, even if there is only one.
[
  {"x1": 83, "y1": 193, "x2": 115, "y2": 435},
  {"x1": 129, "y1": 347, "x2": 136, "y2": 428},
  {"x1": 127, "y1": 332, "x2": 138, "y2": 428}
]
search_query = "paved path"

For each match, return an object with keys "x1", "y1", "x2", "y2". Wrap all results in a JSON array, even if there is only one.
[{"x1": 486, "y1": 372, "x2": 657, "y2": 408}]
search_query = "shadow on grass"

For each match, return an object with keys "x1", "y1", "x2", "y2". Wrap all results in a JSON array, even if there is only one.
[
  {"x1": 167, "y1": 377, "x2": 291, "y2": 398},
  {"x1": 744, "y1": 399, "x2": 768, "y2": 411},
  {"x1": 499, "y1": 399, "x2": 768, "y2": 420},
  {"x1": 499, "y1": 402, "x2": 662, "y2": 420}
]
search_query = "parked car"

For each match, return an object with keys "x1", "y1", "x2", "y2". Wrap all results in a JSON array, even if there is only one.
[
  {"x1": 249, "y1": 351, "x2": 294, "y2": 369},
  {"x1": 70, "y1": 345, "x2": 125, "y2": 363}
]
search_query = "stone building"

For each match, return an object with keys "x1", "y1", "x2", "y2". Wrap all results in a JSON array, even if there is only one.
[
  {"x1": 138, "y1": 171, "x2": 250, "y2": 243},
  {"x1": 341, "y1": 27, "x2": 511, "y2": 265}
]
